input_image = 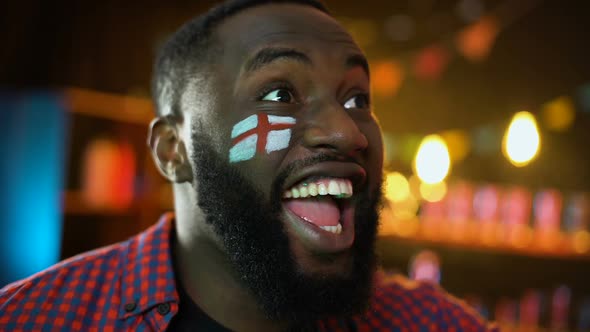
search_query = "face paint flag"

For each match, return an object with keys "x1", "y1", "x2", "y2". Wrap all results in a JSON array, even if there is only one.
[{"x1": 229, "y1": 113, "x2": 296, "y2": 163}]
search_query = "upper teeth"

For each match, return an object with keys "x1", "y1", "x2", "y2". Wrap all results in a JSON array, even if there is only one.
[{"x1": 283, "y1": 178, "x2": 353, "y2": 199}]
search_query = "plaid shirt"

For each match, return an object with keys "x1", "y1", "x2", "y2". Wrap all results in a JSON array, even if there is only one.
[{"x1": 0, "y1": 213, "x2": 498, "y2": 331}]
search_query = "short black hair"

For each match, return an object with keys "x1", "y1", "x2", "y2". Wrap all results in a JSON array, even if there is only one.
[{"x1": 152, "y1": 0, "x2": 329, "y2": 117}]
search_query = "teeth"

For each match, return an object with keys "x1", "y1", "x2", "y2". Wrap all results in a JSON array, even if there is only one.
[
  {"x1": 318, "y1": 183, "x2": 328, "y2": 195},
  {"x1": 339, "y1": 181, "x2": 348, "y2": 194},
  {"x1": 319, "y1": 224, "x2": 342, "y2": 234},
  {"x1": 283, "y1": 178, "x2": 354, "y2": 199},
  {"x1": 328, "y1": 180, "x2": 341, "y2": 195},
  {"x1": 299, "y1": 185, "x2": 309, "y2": 198},
  {"x1": 308, "y1": 183, "x2": 318, "y2": 196}
]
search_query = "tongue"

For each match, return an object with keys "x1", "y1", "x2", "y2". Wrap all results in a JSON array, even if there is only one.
[{"x1": 284, "y1": 198, "x2": 341, "y2": 227}]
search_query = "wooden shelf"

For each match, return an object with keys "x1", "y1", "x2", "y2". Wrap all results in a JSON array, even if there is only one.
[
  {"x1": 379, "y1": 215, "x2": 590, "y2": 261},
  {"x1": 62, "y1": 190, "x2": 173, "y2": 216},
  {"x1": 63, "y1": 87, "x2": 153, "y2": 125}
]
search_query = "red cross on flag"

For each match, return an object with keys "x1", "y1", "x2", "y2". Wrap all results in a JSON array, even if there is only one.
[{"x1": 229, "y1": 113, "x2": 296, "y2": 162}]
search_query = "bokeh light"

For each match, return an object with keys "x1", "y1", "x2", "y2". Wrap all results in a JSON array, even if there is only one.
[
  {"x1": 502, "y1": 111, "x2": 541, "y2": 167},
  {"x1": 385, "y1": 172, "x2": 411, "y2": 202},
  {"x1": 414, "y1": 45, "x2": 450, "y2": 81},
  {"x1": 82, "y1": 139, "x2": 136, "y2": 210},
  {"x1": 541, "y1": 96, "x2": 575, "y2": 132},
  {"x1": 372, "y1": 60, "x2": 404, "y2": 97},
  {"x1": 414, "y1": 134, "x2": 451, "y2": 184},
  {"x1": 420, "y1": 181, "x2": 448, "y2": 203},
  {"x1": 456, "y1": 16, "x2": 499, "y2": 62},
  {"x1": 409, "y1": 250, "x2": 441, "y2": 284}
]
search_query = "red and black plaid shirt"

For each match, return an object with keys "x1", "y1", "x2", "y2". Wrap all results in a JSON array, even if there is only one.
[{"x1": 1, "y1": 213, "x2": 498, "y2": 331}]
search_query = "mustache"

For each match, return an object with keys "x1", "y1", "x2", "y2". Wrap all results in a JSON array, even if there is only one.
[{"x1": 272, "y1": 153, "x2": 362, "y2": 198}]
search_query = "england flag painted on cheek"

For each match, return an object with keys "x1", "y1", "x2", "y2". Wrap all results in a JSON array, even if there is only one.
[{"x1": 229, "y1": 113, "x2": 296, "y2": 163}]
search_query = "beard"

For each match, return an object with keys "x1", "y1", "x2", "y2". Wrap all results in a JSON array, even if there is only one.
[{"x1": 190, "y1": 124, "x2": 382, "y2": 329}]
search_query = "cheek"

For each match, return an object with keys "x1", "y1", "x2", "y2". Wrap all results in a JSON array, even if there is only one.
[
  {"x1": 188, "y1": 111, "x2": 229, "y2": 157},
  {"x1": 232, "y1": 154, "x2": 284, "y2": 199},
  {"x1": 224, "y1": 113, "x2": 297, "y2": 196},
  {"x1": 364, "y1": 123, "x2": 385, "y2": 186},
  {"x1": 365, "y1": 123, "x2": 384, "y2": 160},
  {"x1": 227, "y1": 113, "x2": 296, "y2": 164}
]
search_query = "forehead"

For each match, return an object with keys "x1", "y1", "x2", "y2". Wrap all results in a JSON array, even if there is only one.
[{"x1": 213, "y1": 4, "x2": 362, "y2": 73}]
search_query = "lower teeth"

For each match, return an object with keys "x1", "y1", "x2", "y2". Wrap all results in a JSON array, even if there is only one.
[{"x1": 319, "y1": 224, "x2": 342, "y2": 234}]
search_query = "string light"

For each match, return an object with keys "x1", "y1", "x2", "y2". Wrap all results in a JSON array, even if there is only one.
[
  {"x1": 502, "y1": 111, "x2": 541, "y2": 167},
  {"x1": 414, "y1": 135, "x2": 451, "y2": 184},
  {"x1": 385, "y1": 172, "x2": 411, "y2": 202}
]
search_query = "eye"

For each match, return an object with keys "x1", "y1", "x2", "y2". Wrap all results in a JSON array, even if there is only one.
[
  {"x1": 261, "y1": 88, "x2": 295, "y2": 103},
  {"x1": 343, "y1": 94, "x2": 370, "y2": 110}
]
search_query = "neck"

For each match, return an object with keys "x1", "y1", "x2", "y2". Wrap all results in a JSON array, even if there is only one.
[{"x1": 173, "y1": 186, "x2": 286, "y2": 332}]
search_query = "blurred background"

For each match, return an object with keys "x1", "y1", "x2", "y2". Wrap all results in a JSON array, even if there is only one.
[{"x1": 2, "y1": 0, "x2": 590, "y2": 330}]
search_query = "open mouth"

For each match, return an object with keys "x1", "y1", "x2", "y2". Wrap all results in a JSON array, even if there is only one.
[
  {"x1": 283, "y1": 178, "x2": 353, "y2": 234},
  {"x1": 279, "y1": 162, "x2": 366, "y2": 253}
]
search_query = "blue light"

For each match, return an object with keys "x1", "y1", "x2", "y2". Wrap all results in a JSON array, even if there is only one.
[{"x1": 0, "y1": 93, "x2": 68, "y2": 287}]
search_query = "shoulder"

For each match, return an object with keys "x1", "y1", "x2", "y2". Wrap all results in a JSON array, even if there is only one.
[
  {"x1": 0, "y1": 240, "x2": 128, "y2": 330},
  {"x1": 0, "y1": 214, "x2": 176, "y2": 331},
  {"x1": 372, "y1": 274, "x2": 498, "y2": 331},
  {"x1": 324, "y1": 274, "x2": 499, "y2": 331}
]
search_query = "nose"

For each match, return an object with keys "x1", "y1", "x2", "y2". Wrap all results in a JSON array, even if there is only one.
[{"x1": 302, "y1": 101, "x2": 369, "y2": 157}]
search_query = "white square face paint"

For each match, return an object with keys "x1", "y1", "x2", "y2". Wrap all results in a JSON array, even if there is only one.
[
  {"x1": 265, "y1": 129, "x2": 291, "y2": 153},
  {"x1": 229, "y1": 134, "x2": 258, "y2": 162},
  {"x1": 229, "y1": 113, "x2": 296, "y2": 163}
]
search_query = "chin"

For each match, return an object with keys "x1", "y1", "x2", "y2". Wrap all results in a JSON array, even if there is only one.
[{"x1": 291, "y1": 246, "x2": 357, "y2": 277}]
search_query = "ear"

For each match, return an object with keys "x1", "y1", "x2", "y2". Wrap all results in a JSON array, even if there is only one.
[{"x1": 148, "y1": 116, "x2": 193, "y2": 183}]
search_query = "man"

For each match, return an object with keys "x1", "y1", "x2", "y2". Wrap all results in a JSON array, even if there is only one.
[{"x1": 0, "y1": 0, "x2": 497, "y2": 330}]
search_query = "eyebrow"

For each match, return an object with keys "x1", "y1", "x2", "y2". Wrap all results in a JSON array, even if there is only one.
[
  {"x1": 346, "y1": 54, "x2": 370, "y2": 79},
  {"x1": 243, "y1": 47, "x2": 370, "y2": 79},
  {"x1": 244, "y1": 47, "x2": 311, "y2": 74}
]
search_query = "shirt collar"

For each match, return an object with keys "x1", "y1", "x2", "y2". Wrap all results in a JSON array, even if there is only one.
[{"x1": 118, "y1": 212, "x2": 179, "y2": 319}]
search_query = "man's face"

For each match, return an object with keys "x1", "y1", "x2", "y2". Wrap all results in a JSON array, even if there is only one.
[{"x1": 184, "y1": 3, "x2": 384, "y2": 322}]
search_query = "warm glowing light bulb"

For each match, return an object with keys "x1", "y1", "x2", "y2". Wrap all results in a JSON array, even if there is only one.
[
  {"x1": 414, "y1": 135, "x2": 451, "y2": 184},
  {"x1": 420, "y1": 181, "x2": 448, "y2": 203},
  {"x1": 503, "y1": 111, "x2": 541, "y2": 167},
  {"x1": 385, "y1": 172, "x2": 411, "y2": 202}
]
